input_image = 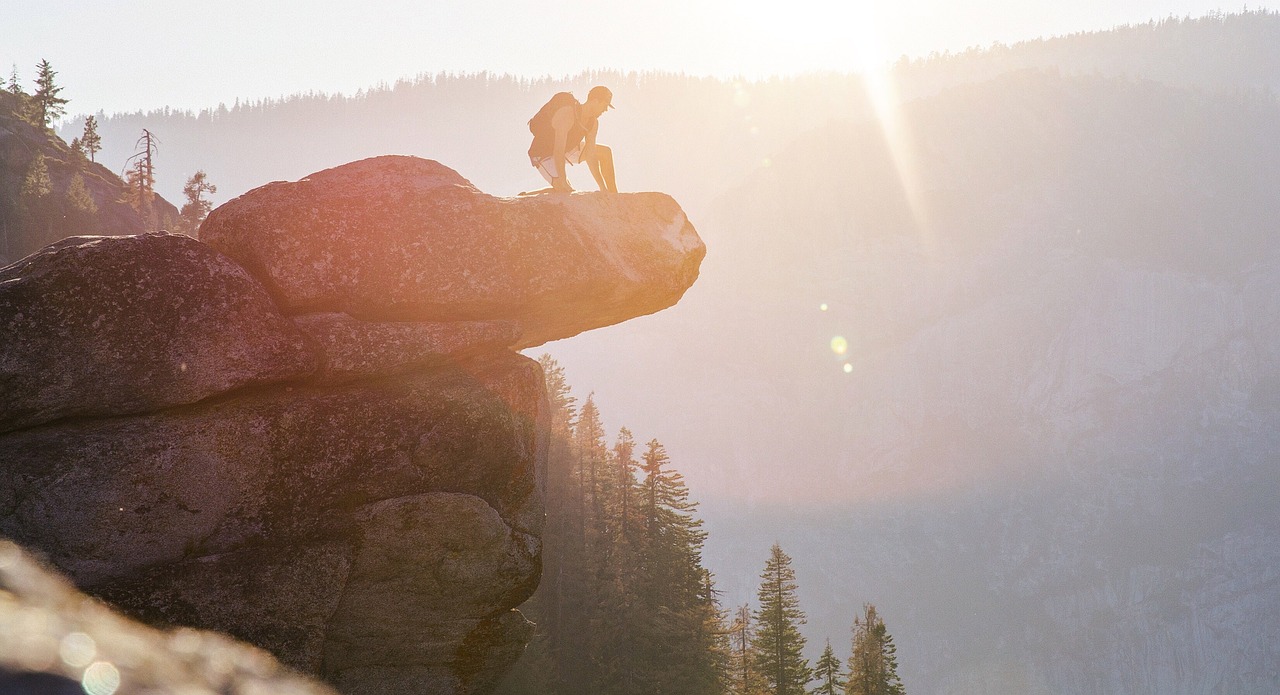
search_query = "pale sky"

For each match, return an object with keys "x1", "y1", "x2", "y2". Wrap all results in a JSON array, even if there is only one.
[{"x1": 3, "y1": 0, "x2": 1252, "y2": 117}]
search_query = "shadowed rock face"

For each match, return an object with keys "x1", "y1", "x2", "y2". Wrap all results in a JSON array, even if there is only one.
[
  {"x1": 200, "y1": 156, "x2": 706, "y2": 349},
  {"x1": 0, "y1": 157, "x2": 703, "y2": 695}
]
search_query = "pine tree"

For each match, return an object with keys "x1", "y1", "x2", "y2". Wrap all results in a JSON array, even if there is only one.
[
  {"x1": 20, "y1": 153, "x2": 54, "y2": 244},
  {"x1": 81, "y1": 115, "x2": 102, "y2": 163},
  {"x1": 7, "y1": 65, "x2": 32, "y2": 124},
  {"x1": 612, "y1": 427, "x2": 638, "y2": 542},
  {"x1": 845, "y1": 605, "x2": 904, "y2": 695},
  {"x1": 812, "y1": 640, "x2": 845, "y2": 695},
  {"x1": 633, "y1": 437, "x2": 721, "y2": 695},
  {"x1": 66, "y1": 173, "x2": 98, "y2": 216},
  {"x1": 575, "y1": 395, "x2": 607, "y2": 530},
  {"x1": 123, "y1": 129, "x2": 158, "y2": 228},
  {"x1": 32, "y1": 59, "x2": 68, "y2": 127},
  {"x1": 21, "y1": 154, "x2": 51, "y2": 200},
  {"x1": 495, "y1": 357, "x2": 726, "y2": 695},
  {"x1": 751, "y1": 544, "x2": 811, "y2": 695},
  {"x1": 728, "y1": 604, "x2": 764, "y2": 695},
  {"x1": 179, "y1": 170, "x2": 217, "y2": 235}
]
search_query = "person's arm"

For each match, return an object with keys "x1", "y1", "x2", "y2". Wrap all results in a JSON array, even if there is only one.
[
  {"x1": 583, "y1": 120, "x2": 608, "y2": 191},
  {"x1": 550, "y1": 105, "x2": 575, "y2": 191},
  {"x1": 581, "y1": 119, "x2": 598, "y2": 164}
]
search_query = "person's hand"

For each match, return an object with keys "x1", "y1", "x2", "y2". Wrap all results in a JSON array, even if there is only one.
[{"x1": 552, "y1": 176, "x2": 574, "y2": 193}]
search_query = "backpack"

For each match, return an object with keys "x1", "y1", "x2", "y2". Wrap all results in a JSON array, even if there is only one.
[{"x1": 528, "y1": 92, "x2": 579, "y2": 135}]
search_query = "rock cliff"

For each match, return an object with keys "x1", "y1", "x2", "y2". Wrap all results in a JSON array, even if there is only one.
[{"x1": 0, "y1": 156, "x2": 705, "y2": 695}]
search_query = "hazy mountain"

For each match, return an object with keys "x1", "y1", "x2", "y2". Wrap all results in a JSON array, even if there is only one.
[
  {"x1": 559, "y1": 62, "x2": 1280, "y2": 695},
  {"x1": 46, "y1": 11, "x2": 1280, "y2": 694}
]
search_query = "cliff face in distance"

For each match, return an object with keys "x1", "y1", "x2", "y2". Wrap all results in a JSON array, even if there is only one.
[{"x1": 0, "y1": 156, "x2": 705, "y2": 695}]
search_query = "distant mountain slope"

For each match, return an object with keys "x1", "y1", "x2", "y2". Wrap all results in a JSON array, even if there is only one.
[
  {"x1": 541, "y1": 68, "x2": 1280, "y2": 694},
  {"x1": 894, "y1": 10, "x2": 1280, "y2": 98},
  {"x1": 0, "y1": 91, "x2": 178, "y2": 264},
  {"x1": 57, "y1": 11, "x2": 1280, "y2": 222}
]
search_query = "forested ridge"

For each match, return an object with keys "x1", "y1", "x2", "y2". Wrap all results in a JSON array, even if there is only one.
[
  {"x1": 58, "y1": 12, "x2": 1280, "y2": 213},
  {"x1": 497, "y1": 358, "x2": 905, "y2": 695}
]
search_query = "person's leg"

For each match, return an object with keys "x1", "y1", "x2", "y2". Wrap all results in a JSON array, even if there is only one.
[
  {"x1": 520, "y1": 156, "x2": 560, "y2": 195},
  {"x1": 588, "y1": 144, "x2": 617, "y2": 193}
]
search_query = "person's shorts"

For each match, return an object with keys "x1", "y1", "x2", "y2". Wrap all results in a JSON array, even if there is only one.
[{"x1": 531, "y1": 145, "x2": 583, "y2": 184}]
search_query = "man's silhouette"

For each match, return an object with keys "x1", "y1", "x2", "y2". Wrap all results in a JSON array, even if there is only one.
[{"x1": 523, "y1": 86, "x2": 617, "y2": 194}]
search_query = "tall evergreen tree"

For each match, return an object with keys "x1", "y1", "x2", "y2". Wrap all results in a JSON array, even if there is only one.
[
  {"x1": 633, "y1": 437, "x2": 721, "y2": 695},
  {"x1": 32, "y1": 59, "x2": 68, "y2": 127},
  {"x1": 123, "y1": 129, "x2": 158, "y2": 228},
  {"x1": 66, "y1": 173, "x2": 98, "y2": 216},
  {"x1": 728, "y1": 604, "x2": 764, "y2": 695},
  {"x1": 611, "y1": 427, "x2": 638, "y2": 542},
  {"x1": 751, "y1": 544, "x2": 811, "y2": 695},
  {"x1": 19, "y1": 153, "x2": 54, "y2": 244},
  {"x1": 81, "y1": 115, "x2": 102, "y2": 163},
  {"x1": 845, "y1": 605, "x2": 904, "y2": 695},
  {"x1": 179, "y1": 170, "x2": 217, "y2": 235},
  {"x1": 812, "y1": 640, "x2": 845, "y2": 695},
  {"x1": 21, "y1": 153, "x2": 51, "y2": 200},
  {"x1": 496, "y1": 358, "x2": 726, "y2": 695}
]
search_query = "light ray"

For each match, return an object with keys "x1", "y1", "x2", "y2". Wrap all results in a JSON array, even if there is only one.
[{"x1": 853, "y1": 9, "x2": 936, "y2": 254}]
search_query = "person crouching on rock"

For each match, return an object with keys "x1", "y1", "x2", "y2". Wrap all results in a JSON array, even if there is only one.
[{"x1": 522, "y1": 86, "x2": 617, "y2": 195}]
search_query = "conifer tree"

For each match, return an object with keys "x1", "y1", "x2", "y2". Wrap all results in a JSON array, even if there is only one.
[
  {"x1": 728, "y1": 604, "x2": 764, "y2": 695},
  {"x1": 21, "y1": 154, "x2": 51, "y2": 200},
  {"x1": 496, "y1": 357, "x2": 726, "y2": 695},
  {"x1": 32, "y1": 59, "x2": 68, "y2": 127},
  {"x1": 751, "y1": 544, "x2": 811, "y2": 695},
  {"x1": 845, "y1": 605, "x2": 904, "y2": 695},
  {"x1": 66, "y1": 173, "x2": 98, "y2": 215},
  {"x1": 6, "y1": 65, "x2": 19, "y2": 94},
  {"x1": 575, "y1": 395, "x2": 607, "y2": 529},
  {"x1": 812, "y1": 640, "x2": 845, "y2": 695},
  {"x1": 123, "y1": 129, "x2": 158, "y2": 228},
  {"x1": 612, "y1": 427, "x2": 638, "y2": 541},
  {"x1": 20, "y1": 153, "x2": 54, "y2": 242},
  {"x1": 81, "y1": 115, "x2": 102, "y2": 163},
  {"x1": 179, "y1": 170, "x2": 217, "y2": 235},
  {"x1": 634, "y1": 438, "x2": 721, "y2": 695}
]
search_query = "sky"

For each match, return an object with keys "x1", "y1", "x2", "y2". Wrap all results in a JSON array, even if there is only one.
[{"x1": 3, "y1": 0, "x2": 1256, "y2": 117}]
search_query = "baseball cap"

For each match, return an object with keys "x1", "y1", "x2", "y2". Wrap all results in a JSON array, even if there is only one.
[{"x1": 588, "y1": 85, "x2": 615, "y2": 110}]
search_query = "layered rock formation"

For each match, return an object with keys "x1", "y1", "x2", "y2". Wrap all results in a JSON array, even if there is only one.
[{"x1": 0, "y1": 156, "x2": 704, "y2": 695}]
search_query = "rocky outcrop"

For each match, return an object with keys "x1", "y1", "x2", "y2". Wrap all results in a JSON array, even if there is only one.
[
  {"x1": 0, "y1": 540, "x2": 338, "y2": 695},
  {"x1": 200, "y1": 156, "x2": 705, "y2": 349},
  {"x1": 0, "y1": 233, "x2": 316, "y2": 434},
  {"x1": 0, "y1": 156, "x2": 703, "y2": 695}
]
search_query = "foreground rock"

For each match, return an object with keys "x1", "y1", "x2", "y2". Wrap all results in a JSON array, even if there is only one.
[
  {"x1": 0, "y1": 156, "x2": 703, "y2": 695},
  {"x1": 0, "y1": 539, "x2": 336, "y2": 695},
  {"x1": 200, "y1": 156, "x2": 706, "y2": 348}
]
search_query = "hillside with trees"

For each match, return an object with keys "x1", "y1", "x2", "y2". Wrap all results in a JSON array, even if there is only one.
[
  {"x1": 497, "y1": 358, "x2": 904, "y2": 695},
  {"x1": 0, "y1": 63, "x2": 178, "y2": 264}
]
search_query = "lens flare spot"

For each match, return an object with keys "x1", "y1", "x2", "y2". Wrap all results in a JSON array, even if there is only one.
[
  {"x1": 82, "y1": 661, "x2": 121, "y2": 695},
  {"x1": 843, "y1": 363, "x2": 854, "y2": 374},
  {"x1": 819, "y1": 303, "x2": 828, "y2": 312},
  {"x1": 830, "y1": 336, "x2": 848, "y2": 356},
  {"x1": 59, "y1": 632, "x2": 95, "y2": 668}
]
